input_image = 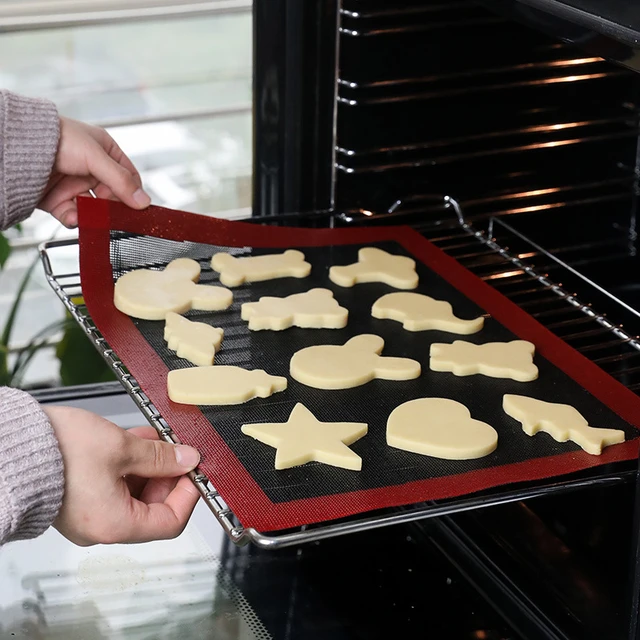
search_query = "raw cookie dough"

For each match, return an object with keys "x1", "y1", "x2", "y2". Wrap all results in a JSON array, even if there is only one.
[
  {"x1": 290, "y1": 334, "x2": 421, "y2": 390},
  {"x1": 211, "y1": 250, "x2": 311, "y2": 287},
  {"x1": 164, "y1": 312, "x2": 224, "y2": 366},
  {"x1": 387, "y1": 398, "x2": 498, "y2": 460},
  {"x1": 503, "y1": 394, "x2": 625, "y2": 455},
  {"x1": 329, "y1": 247, "x2": 419, "y2": 289},
  {"x1": 242, "y1": 403, "x2": 368, "y2": 470},
  {"x1": 430, "y1": 340, "x2": 538, "y2": 382},
  {"x1": 241, "y1": 288, "x2": 348, "y2": 331},
  {"x1": 372, "y1": 292, "x2": 484, "y2": 334},
  {"x1": 114, "y1": 258, "x2": 233, "y2": 320},
  {"x1": 168, "y1": 366, "x2": 287, "y2": 405}
]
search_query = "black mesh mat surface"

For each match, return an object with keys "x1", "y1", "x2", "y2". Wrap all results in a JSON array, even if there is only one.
[{"x1": 110, "y1": 233, "x2": 637, "y2": 505}]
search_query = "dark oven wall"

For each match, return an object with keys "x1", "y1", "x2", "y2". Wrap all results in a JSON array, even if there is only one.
[
  {"x1": 336, "y1": 0, "x2": 640, "y2": 239},
  {"x1": 334, "y1": 5, "x2": 640, "y2": 639}
]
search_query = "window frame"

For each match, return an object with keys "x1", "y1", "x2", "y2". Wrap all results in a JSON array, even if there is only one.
[{"x1": 0, "y1": 0, "x2": 250, "y2": 30}]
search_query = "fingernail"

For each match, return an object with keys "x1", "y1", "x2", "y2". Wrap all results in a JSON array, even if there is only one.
[
  {"x1": 133, "y1": 188, "x2": 151, "y2": 208},
  {"x1": 175, "y1": 445, "x2": 200, "y2": 469}
]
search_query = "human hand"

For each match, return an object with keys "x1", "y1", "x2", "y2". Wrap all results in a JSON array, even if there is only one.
[
  {"x1": 38, "y1": 116, "x2": 151, "y2": 228},
  {"x1": 44, "y1": 406, "x2": 201, "y2": 546}
]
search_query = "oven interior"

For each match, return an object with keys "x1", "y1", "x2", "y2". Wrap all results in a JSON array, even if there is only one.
[{"x1": 328, "y1": 1, "x2": 640, "y2": 638}]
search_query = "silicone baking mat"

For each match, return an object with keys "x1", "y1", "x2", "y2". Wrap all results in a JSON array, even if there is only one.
[{"x1": 78, "y1": 198, "x2": 640, "y2": 532}]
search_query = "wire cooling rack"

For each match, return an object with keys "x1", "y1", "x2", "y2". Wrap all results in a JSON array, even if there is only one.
[{"x1": 39, "y1": 209, "x2": 637, "y2": 550}]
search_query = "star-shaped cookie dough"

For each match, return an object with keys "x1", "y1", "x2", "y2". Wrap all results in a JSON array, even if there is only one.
[{"x1": 241, "y1": 403, "x2": 368, "y2": 470}]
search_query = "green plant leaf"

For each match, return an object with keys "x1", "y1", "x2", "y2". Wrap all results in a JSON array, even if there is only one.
[
  {"x1": 1, "y1": 253, "x2": 39, "y2": 348},
  {"x1": 56, "y1": 320, "x2": 116, "y2": 386},
  {"x1": 0, "y1": 233, "x2": 11, "y2": 269},
  {"x1": 10, "y1": 318, "x2": 73, "y2": 387}
]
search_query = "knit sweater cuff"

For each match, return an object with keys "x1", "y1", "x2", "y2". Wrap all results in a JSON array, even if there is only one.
[
  {"x1": 0, "y1": 91, "x2": 60, "y2": 230},
  {"x1": 0, "y1": 388, "x2": 64, "y2": 543}
]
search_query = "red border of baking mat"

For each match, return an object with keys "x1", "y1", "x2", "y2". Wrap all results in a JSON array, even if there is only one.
[{"x1": 78, "y1": 197, "x2": 640, "y2": 532}]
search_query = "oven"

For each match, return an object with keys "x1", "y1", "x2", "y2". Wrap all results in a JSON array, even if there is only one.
[
  {"x1": 5, "y1": 1, "x2": 640, "y2": 639},
  {"x1": 249, "y1": 1, "x2": 640, "y2": 639}
]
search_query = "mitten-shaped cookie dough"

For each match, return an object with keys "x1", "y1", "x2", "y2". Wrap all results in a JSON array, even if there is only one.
[
  {"x1": 210, "y1": 250, "x2": 311, "y2": 287},
  {"x1": 329, "y1": 247, "x2": 418, "y2": 289},
  {"x1": 114, "y1": 258, "x2": 232, "y2": 320},
  {"x1": 290, "y1": 334, "x2": 421, "y2": 389}
]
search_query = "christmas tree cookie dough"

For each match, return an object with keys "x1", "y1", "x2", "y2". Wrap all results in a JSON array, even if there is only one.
[
  {"x1": 329, "y1": 247, "x2": 418, "y2": 289},
  {"x1": 168, "y1": 366, "x2": 287, "y2": 405},
  {"x1": 430, "y1": 340, "x2": 538, "y2": 382},
  {"x1": 114, "y1": 258, "x2": 232, "y2": 320},
  {"x1": 241, "y1": 288, "x2": 348, "y2": 331},
  {"x1": 211, "y1": 250, "x2": 311, "y2": 287},
  {"x1": 503, "y1": 394, "x2": 625, "y2": 455},
  {"x1": 290, "y1": 334, "x2": 421, "y2": 389},
  {"x1": 387, "y1": 398, "x2": 498, "y2": 460},
  {"x1": 164, "y1": 312, "x2": 224, "y2": 366},
  {"x1": 372, "y1": 292, "x2": 484, "y2": 334},
  {"x1": 242, "y1": 403, "x2": 368, "y2": 470}
]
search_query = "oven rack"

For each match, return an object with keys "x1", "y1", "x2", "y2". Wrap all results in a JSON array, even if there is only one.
[{"x1": 39, "y1": 203, "x2": 639, "y2": 550}]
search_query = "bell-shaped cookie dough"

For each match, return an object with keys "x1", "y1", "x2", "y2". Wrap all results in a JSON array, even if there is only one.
[
  {"x1": 372, "y1": 292, "x2": 483, "y2": 334},
  {"x1": 114, "y1": 258, "x2": 232, "y2": 320},
  {"x1": 242, "y1": 403, "x2": 368, "y2": 470},
  {"x1": 387, "y1": 398, "x2": 498, "y2": 460},
  {"x1": 210, "y1": 250, "x2": 311, "y2": 287},
  {"x1": 329, "y1": 247, "x2": 418, "y2": 289},
  {"x1": 168, "y1": 366, "x2": 287, "y2": 405},
  {"x1": 503, "y1": 394, "x2": 625, "y2": 455},
  {"x1": 164, "y1": 312, "x2": 224, "y2": 366},
  {"x1": 290, "y1": 334, "x2": 421, "y2": 390},
  {"x1": 241, "y1": 288, "x2": 348, "y2": 331},
  {"x1": 430, "y1": 340, "x2": 538, "y2": 382}
]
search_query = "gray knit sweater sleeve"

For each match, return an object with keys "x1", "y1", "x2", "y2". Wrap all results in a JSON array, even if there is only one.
[
  {"x1": 0, "y1": 90, "x2": 60, "y2": 229},
  {"x1": 0, "y1": 91, "x2": 64, "y2": 544},
  {"x1": 0, "y1": 389, "x2": 64, "y2": 542}
]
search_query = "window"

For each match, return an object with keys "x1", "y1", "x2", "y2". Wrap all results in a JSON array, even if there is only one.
[{"x1": 0, "y1": 2, "x2": 252, "y2": 387}]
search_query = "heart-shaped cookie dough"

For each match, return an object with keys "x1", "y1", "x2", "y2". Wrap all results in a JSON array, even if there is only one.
[{"x1": 386, "y1": 398, "x2": 498, "y2": 460}]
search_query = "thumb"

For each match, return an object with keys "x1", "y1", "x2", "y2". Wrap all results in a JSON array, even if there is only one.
[
  {"x1": 86, "y1": 143, "x2": 151, "y2": 209},
  {"x1": 122, "y1": 434, "x2": 200, "y2": 478}
]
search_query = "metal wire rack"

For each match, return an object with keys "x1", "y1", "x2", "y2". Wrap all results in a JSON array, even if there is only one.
[{"x1": 39, "y1": 197, "x2": 639, "y2": 550}]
